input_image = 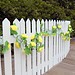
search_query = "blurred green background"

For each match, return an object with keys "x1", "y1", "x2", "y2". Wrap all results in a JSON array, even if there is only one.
[{"x1": 0, "y1": 0, "x2": 75, "y2": 37}]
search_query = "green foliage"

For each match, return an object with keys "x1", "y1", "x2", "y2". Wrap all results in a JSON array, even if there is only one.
[
  {"x1": 71, "y1": 20, "x2": 75, "y2": 37},
  {"x1": 2, "y1": 41, "x2": 10, "y2": 53},
  {"x1": 0, "y1": 0, "x2": 67, "y2": 20},
  {"x1": 52, "y1": 26, "x2": 57, "y2": 36}
]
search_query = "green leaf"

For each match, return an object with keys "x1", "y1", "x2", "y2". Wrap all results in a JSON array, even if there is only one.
[
  {"x1": 52, "y1": 33, "x2": 57, "y2": 36},
  {"x1": 2, "y1": 46, "x2": 8, "y2": 53},
  {"x1": 5, "y1": 41, "x2": 9, "y2": 49},
  {"x1": 2, "y1": 41, "x2": 10, "y2": 54},
  {"x1": 0, "y1": 45, "x2": 3, "y2": 54},
  {"x1": 13, "y1": 23, "x2": 16, "y2": 25},
  {"x1": 40, "y1": 23, "x2": 43, "y2": 31},
  {"x1": 10, "y1": 29, "x2": 18, "y2": 35},
  {"x1": 24, "y1": 46, "x2": 31, "y2": 55}
]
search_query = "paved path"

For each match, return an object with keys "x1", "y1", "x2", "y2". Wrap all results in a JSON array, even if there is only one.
[{"x1": 43, "y1": 40, "x2": 75, "y2": 75}]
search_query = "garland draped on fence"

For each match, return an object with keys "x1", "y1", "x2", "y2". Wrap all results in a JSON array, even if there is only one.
[{"x1": 2, "y1": 23, "x2": 73, "y2": 55}]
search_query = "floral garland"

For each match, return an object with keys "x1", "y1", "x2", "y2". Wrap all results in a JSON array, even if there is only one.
[
  {"x1": 2, "y1": 23, "x2": 73, "y2": 54},
  {"x1": 60, "y1": 24, "x2": 73, "y2": 41},
  {"x1": 2, "y1": 24, "x2": 44, "y2": 54}
]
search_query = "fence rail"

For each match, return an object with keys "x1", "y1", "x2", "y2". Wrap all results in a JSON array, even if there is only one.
[{"x1": 0, "y1": 18, "x2": 70, "y2": 75}]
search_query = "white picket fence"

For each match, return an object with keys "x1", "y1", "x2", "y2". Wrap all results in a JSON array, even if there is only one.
[{"x1": 0, "y1": 18, "x2": 70, "y2": 75}]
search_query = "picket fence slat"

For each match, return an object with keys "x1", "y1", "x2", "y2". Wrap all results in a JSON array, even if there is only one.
[
  {"x1": 61, "y1": 21, "x2": 64, "y2": 59},
  {"x1": 48, "y1": 20, "x2": 53, "y2": 69},
  {"x1": 37, "y1": 19, "x2": 41, "y2": 75},
  {"x1": 26, "y1": 19, "x2": 32, "y2": 75},
  {"x1": 41, "y1": 19, "x2": 45, "y2": 74},
  {"x1": 0, "y1": 18, "x2": 70, "y2": 75},
  {"x1": 20, "y1": 19, "x2": 27, "y2": 75},
  {"x1": 13, "y1": 19, "x2": 22, "y2": 75},
  {"x1": 32, "y1": 19, "x2": 36, "y2": 75},
  {"x1": 68, "y1": 21, "x2": 71, "y2": 54},
  {"x1": 44, "y1": 20, "x2": 48, "y2": 72},
  {"x1": 65, "y1": 21, "x2": 70, "y2": 57},
  {"x1": 60, "y1": 21, "x2": 62, "y2": 60},
  {"x1": 60, "y1": 21, "x2": 63, "y2": 60},
  {"x1": 56, "y1": 20, "x2": 59, "y2": 63},
  {"x1": 57, "y1": 20, "x2": 60, "y2": 62},
  {"x1": 64, "y1": 21, "x2": 68, "y2": 58},
  {"x1": 53, "y1": 20, "x2": 57, "y2": 65},
  {"x1": 3, "y1": 18, "x2": 12, "y2": 75}
]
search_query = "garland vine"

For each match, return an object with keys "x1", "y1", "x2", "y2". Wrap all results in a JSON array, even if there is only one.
[{"x1": 1, "y1": 23, "x2": 73, "y2": 55}]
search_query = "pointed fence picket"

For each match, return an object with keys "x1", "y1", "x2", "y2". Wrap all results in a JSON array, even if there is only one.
[
  {"x1": 37, "y1": 19, "x2": 41, "y2": 75},
  {"x1": 53, "y1": 20, "x2": 57, "y2": 65},
  {"x1": 65, "y1": 21, "x2": 70, "y2": 57},
  {"x1": 32, "y1": 19, "x2": 37, "y2": 75},
  {"x1": 61, "y1": 21, "x2": 65, "y2": 59},
  {"x1": 59, "y1": 20, "x2": 62, "y2": 62},
  {"x1": 58, "y1": 20, "x2": 61, "y2": 62},
  {"x1": 48, "y1": 20, "x2": 53, "y2": 69},
  {"x1": 0, "y1": 18, "x2": 70, "y2": 75},
  {"x1": 20, "y1": 19, "x2": 27, "y2": 75},
  {"x1": 64, "y1": 21, "x2": 68, "y2": 58},
  {"x1": 3, "y1": 18, "x2": 12, "y2": 75},
  {"x1": 56, "y1": 20, "x2": 59, "y2": 63},
  {"x1": 13, "y1": 19, "x2": 22, "y2": 75},
  {"x1": 41, "y1": 19, "x2": 45, "y2": 74},
  {"x1": 44, "y1": 20, "x2": 48, "y2": 72},
  {"x1": 26, "y1": 19, "x2": 32, "y2": 75}
]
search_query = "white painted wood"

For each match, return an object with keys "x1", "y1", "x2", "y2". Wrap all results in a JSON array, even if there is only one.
[
  {"x1": 60, "y1": 21, "x2": 63, "y2": 59},
  {"x1": 44, "y1": 20, "x2": 48, "y2": 72},
  {"x1": 32, "y1": 19, "x2": 36, "y2": 75},
  {"x1": 51, "y1": 20, "x2": 54, "y2": 67},
  {"x1": 13, "y1": 19, "x2": 22, "y2": 75},
  {"x1": 67, "y1": 21, "x2": 70, "y2": 54},
  {"x1": 53, "y1": 20, "x2": 57, "y2": 65},
  {"x1": 20, "y1": 19, "x2": 27, "y2": 75},
  {"x1": 37, "y1": 19, "x2": 41, "y2": 75},
  {"x1": 62, "y1": 21, "x2": 65, "y2": 59},
  {"x1": 58, "y1": 20, "x2": 61, "y2": 62},
  {"x1": 26, "y1": 19, "x2": 32, "y2": 75},
  {"x1": 64, "y1": 21, "x2": 68, "y2": 58},
  {"x1": 65, "y1": 21, "x2": 70, "y2": 57},
  {"x1": 63, "y1": 21, "x2": 67, "y2": 58},
  {"x1": 47, "y1": 20, "x2": 49, "y2": 70},
  {"x1": 68, "y1": 21, "x2": 70, "y2": 53},
  {"x1": 0, "y1": 18, "x2": 70, "y2": 75},
  {"x1": 48, "y1": 20, "x2": 54, "y2": 69},
  {"x1": 60, "y1": 20, "x2": 63, "y2": 61},
  {"x1": 2, "y1": 18, "x2": 12, "y2": 75},
  {"x1": 0, "y1": 55, "x2": 2, "y2": 75},
  {"x1": 56, "y1": 20, "x2": 59, "y2": 63},
  {"x1": 41, "y1": 19, "x2": 45, "y2": 74}
]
